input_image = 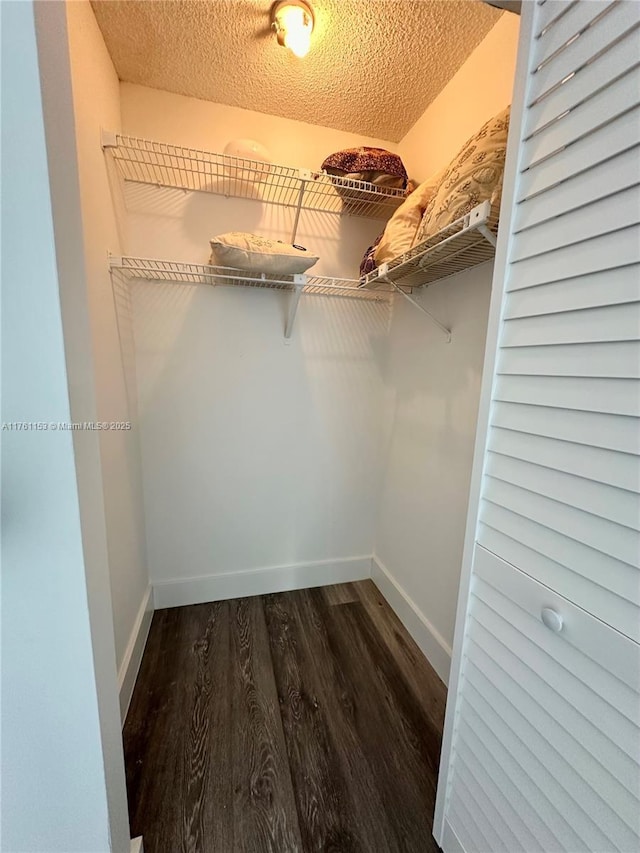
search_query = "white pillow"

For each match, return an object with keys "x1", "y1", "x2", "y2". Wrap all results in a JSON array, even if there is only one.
[{"x1": 209, "y1": 233, "x2": 319, "y2": 275}]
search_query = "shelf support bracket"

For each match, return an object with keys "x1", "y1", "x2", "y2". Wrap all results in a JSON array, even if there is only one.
[
  {"x1": 285, "y1": 275, "x2": 306, "y2": 340},
  {"x1": 393, "y1": 283, "x2": 452, "y2": 343},
  {"x1": 478, "y1": 223, "x2": 497, "y2": 248},
  {"x1": 379, "y1": 267, "x2": 451, "y2": 343},
  {"x1": 291, "y1": 169, "x2": 312, "y2": 244}
]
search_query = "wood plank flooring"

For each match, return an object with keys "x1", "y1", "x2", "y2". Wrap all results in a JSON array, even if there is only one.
[{"x1": 124, "y1": 581, "x2": 447, "y2": 853}]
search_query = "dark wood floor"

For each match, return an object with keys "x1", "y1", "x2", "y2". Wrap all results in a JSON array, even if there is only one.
[{"x1": 124, "y1": 581, "x2": 447, "y2": 852}]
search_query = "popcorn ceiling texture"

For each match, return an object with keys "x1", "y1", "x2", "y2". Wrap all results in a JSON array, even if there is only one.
[{"x1": 90, "y1": 0, "x2": 501, "y2": 142}]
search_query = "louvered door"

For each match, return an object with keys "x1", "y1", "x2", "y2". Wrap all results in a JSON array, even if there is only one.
[
  {"x1": 479, "y1": 0, "x2": 640, "y2": 644},
  {"x1": 447, "y1": 548, "x2": 639, "y2": 853},
  {"x1": 436, "y1": 2, "x2": 640, "y2": 851}
]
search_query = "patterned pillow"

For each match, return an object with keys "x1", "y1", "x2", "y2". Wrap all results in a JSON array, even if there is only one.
[
  {"x1": 322, "y1": 147, "x2": 408, "y2": 189},
  {"x1": 415, "y1": 106, "x2": 510, "y2": 244},
  {"x1": 209, "y1": 233, "x2": 319, "y2": 275}
]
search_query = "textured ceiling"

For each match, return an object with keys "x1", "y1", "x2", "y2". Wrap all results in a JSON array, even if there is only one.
[{"x1": 91, "y1": 0, "x2": 501, "y2": 142}]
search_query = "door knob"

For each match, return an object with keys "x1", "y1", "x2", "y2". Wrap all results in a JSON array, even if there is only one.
[{"x1": 541, "y1": 607, "x2": 563, "y2": 633}]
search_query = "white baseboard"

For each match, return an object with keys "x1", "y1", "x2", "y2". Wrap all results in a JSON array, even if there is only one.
[
  {"x1": 440, "y1": 819, "x2": 465, "y2": 853},
  {"x1": 118, "y1": 584, "x2": 154, "y2": 723},
  {"x1": 371, "y1": 555, "x2": 451, "y2": 685},
  {"x1": 153, "y1": 555, "x2": 373, "y2": 609},
  {"x1": 130, "y1": 837, "x2": 143, "y2": 853}
]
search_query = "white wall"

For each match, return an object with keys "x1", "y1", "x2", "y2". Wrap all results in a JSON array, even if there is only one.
[
  {"x1": 1, "y1": 1, "x2": 129, "y2": 848},
  {"x1": 372, "y1": 12, "x2": 520, "y2": 684},
  {"x1": 131, "y1": 281, "x2": 389, "y2": 604},
  {"x1": 65, "y1": 1, "x2": 151, "y2": 687},
  {"x1": 121, "y1": 82, "x2": 399, "y2": 168},
  {"x1": 400, "y1": 13, "x2": 520, "y2": 182},
  {"x1": 373, "y1": 265, "x2": 493, "y2": 682},
  {"x1": 118, "y1": 86, "x2": 395, "y2": 603}
]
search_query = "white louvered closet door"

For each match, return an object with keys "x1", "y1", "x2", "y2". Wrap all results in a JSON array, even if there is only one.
[{"x1": 437, "y1": 1, "x2": 640, "y2": 851}]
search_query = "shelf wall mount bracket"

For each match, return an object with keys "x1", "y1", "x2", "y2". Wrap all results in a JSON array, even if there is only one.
[
  {"x1": 284, "y1": 274, "x2": 307, "y2": 341},
  {"x1": 379, "y1": 264, "x2": 452, "y2": 344},
  {"x1": 101, "y1": 129, "x2": 118, "y2": 150},
  {"x1": 469, "y1": 200, "x2": 497, "y2": 248}
]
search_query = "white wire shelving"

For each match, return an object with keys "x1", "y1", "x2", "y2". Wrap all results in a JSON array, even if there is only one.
[
  {"x1": 108, "y1": 201, "x2": 498, "y2": 342},
  {"x1": 102, "y1": 132, "x2": 407, "y2": 242},
  {"x1": 360, "y1": 201, "x2": 498, "y2": 290},
  {"x1": 358, "y1": 201, "x2": 498, "y2": 341},
  {"x1": 105, "y1": 127, "x2": 500, "y2": 343},
  {"x1": 109, "y1": 255, "x2": 393, "y2": 340}
]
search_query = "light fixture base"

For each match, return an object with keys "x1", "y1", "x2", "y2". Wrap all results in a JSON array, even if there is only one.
[
  {"x1": 271, "y1": 0, "x2": 314, "y2": 27},
  {"x1": 271, "y1": 1, "x2": 315, "y2": 56}
]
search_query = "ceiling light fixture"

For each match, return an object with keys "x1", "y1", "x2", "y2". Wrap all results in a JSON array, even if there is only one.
[{"x1": 271, "y1": 1, "x2": 314, "y2": 59}]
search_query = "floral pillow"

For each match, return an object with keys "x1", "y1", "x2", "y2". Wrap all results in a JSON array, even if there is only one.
[{"x1": 415, "y1": 105, "x2": 510, "y2": 244}]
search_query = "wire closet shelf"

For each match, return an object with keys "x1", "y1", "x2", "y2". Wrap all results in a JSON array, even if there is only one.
[
  {"x1": 359, "y1": 200, "x2": 498, "y2": 291},
  {"x1": 102, "y1": 132, "x2": 408, "y2": 221},
  {"x1": 109, "y1": 255, "x2": 394, "y2": 299},
  {"x1": 108, "y1": 201, "x2": 499, "y2": 342},
  {"x1": 109, "y1": 256, "x2": 393, "y2": 341}
]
